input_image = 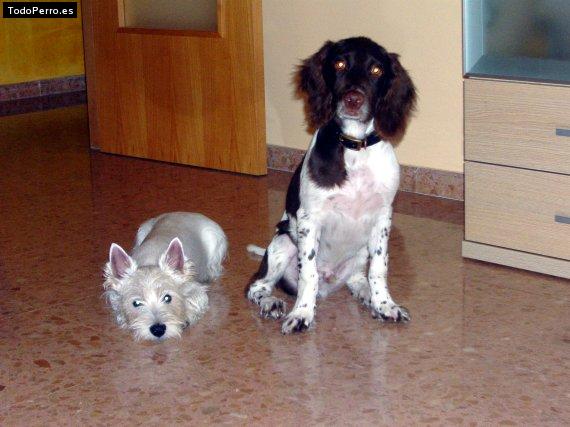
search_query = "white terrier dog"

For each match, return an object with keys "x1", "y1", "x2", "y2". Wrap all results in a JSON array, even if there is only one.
[{"x1": 103, "y1": 212, "x2": 228, "y2": 341}]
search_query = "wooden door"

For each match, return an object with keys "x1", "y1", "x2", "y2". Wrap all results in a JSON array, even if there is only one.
[{"x1": 82, "y1": 0, "x2": 266, "y2": 175}]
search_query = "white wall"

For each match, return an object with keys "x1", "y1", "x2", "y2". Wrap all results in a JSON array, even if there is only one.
[{"x1": 263, "y1": 0, "x2": 464, "y2": 173}]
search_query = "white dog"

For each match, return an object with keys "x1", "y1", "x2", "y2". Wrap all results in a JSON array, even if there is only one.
[{"x1": 103, "y1": 212, "x2": 227, "y2": 341}]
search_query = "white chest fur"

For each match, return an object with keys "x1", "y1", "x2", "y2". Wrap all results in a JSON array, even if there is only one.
[
  {"x1": 326, "y1": 144, "x2": 399, "y2": 220},
  {"x1": 303, "y1": 141, "x2": 400, "y2": 272}
]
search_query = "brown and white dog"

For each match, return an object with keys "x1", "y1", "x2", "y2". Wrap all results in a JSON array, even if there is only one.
[{"x1": 246, "y1": 37, "x2": 416, "y2": 334}]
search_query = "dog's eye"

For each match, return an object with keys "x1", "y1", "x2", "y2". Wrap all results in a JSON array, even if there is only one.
[
  {"x1": 370, "y1": 65, "x2": 383, "y2": 77},
  {"x1": 132, "y1": 300, "x2": 144, "y2": 308},
  {"x1": 334, "y1": 60, "x2": 346, "y2": 71},
  {"x1": 162, "y1": 294, "x2": 172, "y2": 304}
]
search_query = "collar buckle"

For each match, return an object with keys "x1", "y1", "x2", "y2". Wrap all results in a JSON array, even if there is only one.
[
  {"x1": 328, "y1": 120, "x2": 381, "y2": 151},
  {"x1": 339, "y1": 133, "x2": 369, "y2": 151}
]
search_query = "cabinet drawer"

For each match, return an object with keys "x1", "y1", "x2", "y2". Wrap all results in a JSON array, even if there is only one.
[
  {"x1": 465, "y1": 162, "x2": 570, "y2": 260},
  {"x1": 465, "y1": 79, "x2": 570, "y2": 174}
]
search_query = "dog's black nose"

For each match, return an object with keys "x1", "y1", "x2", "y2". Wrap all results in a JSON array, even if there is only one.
[
  {"x1": 150, "y1": 323, "x2": 166, "y2": 337},
  {"x1": 343, "y1": 90, "x2": 365, "y2": 110}
]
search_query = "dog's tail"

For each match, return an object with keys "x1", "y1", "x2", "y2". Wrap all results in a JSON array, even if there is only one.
[{"x1": 246, "y1": 244, "x2": 266, "y2": 257}]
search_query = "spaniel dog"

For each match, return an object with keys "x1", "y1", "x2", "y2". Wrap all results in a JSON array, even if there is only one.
[{"x1": 247, "y1": 37, "x2": 417, "y2": 334}]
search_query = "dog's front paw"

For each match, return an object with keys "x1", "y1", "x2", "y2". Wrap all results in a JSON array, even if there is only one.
[
  {"x1": 259, "y1": 296, "x2": 286, "y2": 319},
  {"x1": 372, "y1": 302, "x2": 410, "y2": 323},
  {"x1": 281, "y1": 309, "x2": 314, "y2": 334}
]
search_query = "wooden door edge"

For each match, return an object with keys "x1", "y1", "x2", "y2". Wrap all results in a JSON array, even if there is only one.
[
  {"x1": 81, "y1": 0, "x2": 100, "y2": 149},
  {"x1": 250, "y1": 0, "x2": 267, "y2": 174}
]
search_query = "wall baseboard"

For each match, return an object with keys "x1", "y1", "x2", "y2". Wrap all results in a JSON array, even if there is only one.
[
  {"x1": 0, "y1": 75, "x2": 86, "y2": 116},
  {"x1": 267, "y1": 144, "x2": 464, "y2": 201}
]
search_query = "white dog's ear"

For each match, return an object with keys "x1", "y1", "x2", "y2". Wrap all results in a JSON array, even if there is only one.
[
  {"x1": 109, "y1": 243, "x2": 135, "y2": 278},
  {"x1": 159, "y1": 237, "x2": 186, "y2": 272}
]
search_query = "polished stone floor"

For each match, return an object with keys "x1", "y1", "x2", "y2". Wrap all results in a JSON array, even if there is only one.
[{"x1": 0, "y1": 106, "x2": 568, "y2": 426}]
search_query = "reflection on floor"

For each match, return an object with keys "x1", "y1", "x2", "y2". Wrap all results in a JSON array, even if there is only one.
[{"x1": 0, "y1": 106, "x2": 568, "y2": 425}]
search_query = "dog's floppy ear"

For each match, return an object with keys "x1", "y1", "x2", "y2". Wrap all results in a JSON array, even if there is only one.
[
  {"x1": 108, "y1": 243, "x2": 136, "y2": 279},
  {"x1": 375, "y1": 53, "x2": 417, "y2": 141},
  {"x1": 296, "y1": 41, "x2": 335, "y2": 130},
  {"x1": 159, "y1": 237, "x2": 186, "y2": 272}
]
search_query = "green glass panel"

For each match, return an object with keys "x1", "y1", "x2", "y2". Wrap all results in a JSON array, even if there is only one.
[
  {"x1": 464, "y1": 0, "x2": 570, "y2": 84},
  {"x1": 122, "y1": 0, "x2": 217, "y2": 32}
]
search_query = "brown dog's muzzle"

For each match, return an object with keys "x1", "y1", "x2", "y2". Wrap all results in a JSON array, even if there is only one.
[{"x1": 342, "y1": 90, "x2": 365, "y2": 114}]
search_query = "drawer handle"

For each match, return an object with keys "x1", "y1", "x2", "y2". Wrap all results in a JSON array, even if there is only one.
[
  {"x1": 555, "y1": 215, "x2": 570, "y2": 224},
  {"x1": 556, "y1": 128, "x2": 570, "y2": 137}
]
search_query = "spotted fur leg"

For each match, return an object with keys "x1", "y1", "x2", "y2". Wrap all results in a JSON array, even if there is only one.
[
  {"x1": 367, "y1": 208, "x2": 410, "y2": 323},
  {"x1": 282, "y1": 210, "x2": 319, "y2": 334},
  {"x1": 346, "y1": 247, "x2": 372, "y2": 306},
  {"x1": 247, "y1": 234, "x2": 296, "y2": 320}
]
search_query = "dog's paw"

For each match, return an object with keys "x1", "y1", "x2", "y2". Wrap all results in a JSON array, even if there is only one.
[
  {"x1": 350, "y1": 284, "x2": 372, "y2": 307},
  {"x1": 259, "y1": 296, "x2": 286, "y2": 319},
  {"x1": 247, "y1": 287, "x2": 266, "y2": 304},
  {"x1": 281, "y1": 309, "x2": 314, "y2": 334},
  {"x1": 371, "y1": 302, "x2": 410, "y2": 323}
]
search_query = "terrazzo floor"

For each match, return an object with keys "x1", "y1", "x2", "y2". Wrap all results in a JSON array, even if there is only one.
[{"x1": 0, "y1": 106, "x2": 568, "y2": 426}]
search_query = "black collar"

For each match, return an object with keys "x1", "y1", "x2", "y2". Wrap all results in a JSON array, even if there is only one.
[{"x1": 326, "y1": 120, "x2": 381, "y2": 151}]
